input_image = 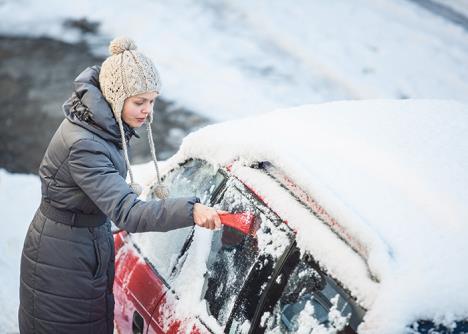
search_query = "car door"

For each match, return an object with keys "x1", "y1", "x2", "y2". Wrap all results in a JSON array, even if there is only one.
[
  {"x1": 114, "y1": 159, "x2": 226, "y2": 334},
  {"x1": 206, "y1": 177, "x2": 296, "y2": 333},
  {"x1": 157, "y1": 173, "x2": 296, "y2": 333},
  {"x1": 191, "y1": 172, "x2": 364, "y2": 334}
]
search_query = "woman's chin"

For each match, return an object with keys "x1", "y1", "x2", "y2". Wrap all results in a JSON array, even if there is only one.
[{"x1": 131, "y1": 119, "x2": 147, "y2": 128}]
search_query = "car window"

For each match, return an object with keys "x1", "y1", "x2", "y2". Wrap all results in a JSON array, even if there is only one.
[
  {"x1": 261, "y1": 251, "x2": 365, "y2": 334},
  {"x1": 201, "y1": 178, "x2": 294, "y2": 331},
  {"x1": 130, "y1": 159, "x2": 226, "y2": 281},
  {"x1": 159, "y1": 158, "x2": 226, "y2": 204}
]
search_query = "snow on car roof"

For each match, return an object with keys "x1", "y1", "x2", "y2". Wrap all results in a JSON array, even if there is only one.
[{"x1": 163, "y1": 99, "x2": 468, "y2": 332}]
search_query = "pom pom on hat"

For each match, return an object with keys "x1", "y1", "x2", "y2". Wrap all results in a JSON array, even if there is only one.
[{"x1": 109, "y1": 36, "x2": 137, "y2": 55}]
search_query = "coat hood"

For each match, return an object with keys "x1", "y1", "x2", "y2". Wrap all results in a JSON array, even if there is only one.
[{"x1": 63, "y1": 65, "x2": 138, "y2": 146}]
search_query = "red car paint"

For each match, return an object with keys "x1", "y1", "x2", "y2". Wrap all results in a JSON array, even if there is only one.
[
  {"x1": 151, "y1": 292, "x2": 211, "y2": 334},
  {"x1": 264, "y1": 165, "x2": 367, "y2": 258},
  {"x1": 114, "y1": 231, "x2": 169, "y2": 334},
  {"x1": 113, "y1": 231, "x2": 210, "y2": 334}
]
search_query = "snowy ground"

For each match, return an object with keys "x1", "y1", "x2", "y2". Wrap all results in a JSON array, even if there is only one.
[
  {"x1": 1, "y1": 0, "x2": 468, "y2": 121},
  {"x1": 0, "y1": 170, "x2": 41, "y2": 333},
  {"x1": 1, "y1": 0, "x2": 468, "y2": 332}
]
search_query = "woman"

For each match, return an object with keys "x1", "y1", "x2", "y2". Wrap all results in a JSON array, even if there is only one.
[{"x1": 18, "y1": 37, "x2": 222, "y2": 334}]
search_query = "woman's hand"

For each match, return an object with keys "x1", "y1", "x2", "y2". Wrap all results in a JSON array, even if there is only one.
[{"x1": 193, "y1": 203, "x2": 225, "y2": 230}]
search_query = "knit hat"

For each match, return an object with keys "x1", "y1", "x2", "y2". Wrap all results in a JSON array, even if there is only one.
[{"x1": 99, "y1": 36, "x2": 169, "y2": 199}]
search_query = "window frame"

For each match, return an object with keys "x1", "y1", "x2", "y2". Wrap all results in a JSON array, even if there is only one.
[
  {"x1": 247, "y1": 244, "x2": 367, "y2": 334},
  {"x1": 200, "y1": 175, "x2": 296, "y2": 332},
  {"x1": 131, "y1": 158, "x2": 228, "y2": 288}
]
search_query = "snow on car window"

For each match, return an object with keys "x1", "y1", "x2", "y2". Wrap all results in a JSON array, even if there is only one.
[
  {"x1": 160, "y1": 158, "x2": 225, "y2": 204},
  {"x1": 131, "y1": 159, "x2": 225, "y2": 281},
  {"x1": 202, "y1": 178, "x2": 294, "y2": 330},
  {"x1": 131, "y1": 226, "x2": 193, "y2": 280},
  {"x1": 262, "y1": 255, "x2": 359, "y2": 334}
]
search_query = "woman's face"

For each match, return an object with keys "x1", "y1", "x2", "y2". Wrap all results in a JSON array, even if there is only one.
[{"x1": 122, "y1": 91, "x2": 158, "y2": 128}]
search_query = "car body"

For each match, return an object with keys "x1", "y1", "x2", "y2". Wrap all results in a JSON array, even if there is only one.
[{"x1": 113, "y1": 100, "x2": 468, "y2": 334}]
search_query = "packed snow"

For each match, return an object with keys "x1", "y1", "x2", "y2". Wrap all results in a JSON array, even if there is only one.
[
  {"x1": 264, "y1": 296, "x2": 349, "y2": 334},
  {"x1": 160, "y1": 99, "x2": 468, "y2": 333}
]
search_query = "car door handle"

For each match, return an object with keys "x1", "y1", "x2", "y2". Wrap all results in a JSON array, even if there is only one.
[{"x1": 132, "y1": 311, "x2": 144, "y2": 334}]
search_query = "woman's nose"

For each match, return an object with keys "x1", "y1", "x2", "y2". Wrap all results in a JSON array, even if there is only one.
[{"x1": 142, "y1": 104, "x2": 151, "y2": 115}]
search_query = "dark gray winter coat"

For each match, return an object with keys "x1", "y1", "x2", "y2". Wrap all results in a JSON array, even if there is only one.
[{"x1": 19, "y1": 66, "x2": 199, "y2": 334}]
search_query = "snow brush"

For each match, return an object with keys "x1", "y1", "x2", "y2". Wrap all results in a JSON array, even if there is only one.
[{"x1": 218, "y1": 212, "x2": 256, "y2": 235}]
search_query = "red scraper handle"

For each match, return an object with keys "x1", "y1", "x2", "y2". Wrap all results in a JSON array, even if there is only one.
[{"x1": 218, "y1": 212, "x2": 255, "y2": 235}]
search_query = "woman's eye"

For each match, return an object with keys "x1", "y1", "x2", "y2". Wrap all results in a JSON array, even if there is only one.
[{"x1": 134, "y1": 102, "x2": 144, "y2": 106}]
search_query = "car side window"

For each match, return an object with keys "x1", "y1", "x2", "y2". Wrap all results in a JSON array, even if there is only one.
[
  {"x1": 157, "y1": 158, "x2": 225, "y2": 204},
  {"x1": 201, "y1": 178, "x2": 294, "y2": 331},
  {"x1": 130, "y1": 159, "x2": 226, "y2": 282},
  {"x1": 261, "y1": 251, "x2": 365, "y2": 333}
]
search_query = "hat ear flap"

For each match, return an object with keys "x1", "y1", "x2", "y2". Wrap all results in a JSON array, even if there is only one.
[{"x1": 112, "y1": 99, "x2": 124, "y2": 120}]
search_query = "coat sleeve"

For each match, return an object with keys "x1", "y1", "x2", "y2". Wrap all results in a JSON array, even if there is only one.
[{"x1": 68, "y1": 138, "x2": 199, "y2": 233}]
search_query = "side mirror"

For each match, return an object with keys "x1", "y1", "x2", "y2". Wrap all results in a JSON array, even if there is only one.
[{"x1": 218, "y1": 212, "x2": 255, "y2": 235}]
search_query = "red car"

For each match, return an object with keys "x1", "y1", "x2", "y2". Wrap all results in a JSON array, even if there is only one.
[
  {"x1": 113, "y1": 158, "x2": 364, "y2": 334},
  {"x1": 113, "y1": 100, "x2": 468, "y2": 334}
]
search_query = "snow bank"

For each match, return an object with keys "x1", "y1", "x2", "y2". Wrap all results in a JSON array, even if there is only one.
[
  {"x1": 164, "y1": 99, "x2": 468, "y2": 332},
  {"x1": 0, "y1": 169, "x2": 41, "y2": 333}
]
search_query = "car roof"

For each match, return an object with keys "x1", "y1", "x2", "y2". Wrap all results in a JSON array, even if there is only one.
[{"x1": 160, "y1": 99, "x2": 468, "y2": 332}]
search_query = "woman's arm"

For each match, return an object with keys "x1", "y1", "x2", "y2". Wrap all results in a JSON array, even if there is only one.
[{"x1": 68, "y1": 138, "x2": 198, "y2": 233}]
